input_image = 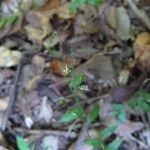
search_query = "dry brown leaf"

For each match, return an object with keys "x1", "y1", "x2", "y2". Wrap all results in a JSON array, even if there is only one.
[
  {"x1": 134, "y1": 32, "x2": 150, "y2": 71},
  {"x1": 51, "y1": 58, "x2": 78, "y2": 77},
  {"x1": 25, "y1": 25, "x2": 50, "y2": 44},
  {"x1": 56, "y1": 4, "x2": 75, "y2": 19},
  {"x1": 104, "y1": 5, "x2": 117, "y2": 29},
  {"x1": 36, "y1": 0, "x2": 60, "y2": 13},
  {"x1": 25, "y1": 75, "x2": 42, "y2": 92}
]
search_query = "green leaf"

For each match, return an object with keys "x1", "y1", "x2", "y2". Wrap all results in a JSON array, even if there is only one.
[
  {"x1": 86, "y1": 138, "x2": 104, "y2": 149},
  {"x1": 105, "y1": 139, "x2": 123, "y2": 150},
  {"x1": 0, "y1": 18, "x2": 6, "y2": 29},
  {"x1": 32, "y1": 1, "x2": 40, "y2": 9},
  {"x1": 112, "y1": 104, "x2": 126, "y2": 123},
  {"x1": 69, "y1": 74, "x2": 86, "y2": 89},
  {"x1": 69, "y1": 0, "x2": 86, "y2": 12},
  {"x1": 6, "y1": 15, "x2": 17, "y2": 26},
  {"x1": 87, "y1": 103, "x2": 100, "y2": 123},
  {"x1": 59, "y1": 107, "x2": 84, "y2": 123},
  {"x1": 87, "y1": 0, "x2": 103, "y2": 5},
  {"x1": 117, "y1": 110, "x2": 126, "y2": 122},
  {"x1": 128, "y1": 91, "x2": 150, "y2": 112},
  {"x1": 30, "y1": 144, "x2": 35, "y2": 150},
  {"x1": 112, "y1": 104, "x2": 125, "y2": 111},
  {"x1": 99, "y1": 126, "x2": 117, "y2": 141},
  {"x1": 16, "y1": 136, "x2": 30, "y2": 150}
]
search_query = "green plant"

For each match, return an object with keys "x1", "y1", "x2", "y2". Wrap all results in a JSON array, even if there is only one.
[
  {"x1": 16, "y1": 136, "x2": 30, "y2": 150},
  {"x1": 86, "y1": 126, "x2": 122, "y2": 150},
  {"x1": 16, "y1": 136, "x2": 48, "y2": 150},
  {"x1": 128, "y1": 91, "x2": 150, "y2": 112},
  {"x1": 59, "y1": 73, "x2": 86, "y2": 123},
  {"x1": 69, "y1": 0, "x2": 104, "y2": 12},
  {"x1": 0, "y1": 15, "x2": 17, "y2": 29}
]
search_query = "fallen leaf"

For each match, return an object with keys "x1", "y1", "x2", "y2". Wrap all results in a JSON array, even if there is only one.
[
  {"x1": 25, "y1": 75, "x2": 42, "y2": 92},
  {"x1": 73, "y1": 54, "x2": 116, "y2": 82},
  {"x1": 116, "y1": 120, "x2": 144, "y2": 138},
  {"x1": 113, "y1": 74, "x2": 146, "y2": 102},
  {"x1": 32, "y1": 55, "x2": 46, "y2": 74},
  {"x1": 24, "y1": 25, "x2": 50, "y2": 44},
  {"x1": 0, "y1": 97, "x2": 9, "y2": 111},
  {"x1": 116, "y1": 6, "x2": 131, "y2": 40},
  {"x1": 51, "y1": 58, "x2": 78, "y2": 77},
  {"x1": 104, "y1": 5, "x2": 117, "y2": 29},
  {"x1": 134, "y1": 32, "x2": 150, "y2": 71},
  {"x1": 118, "y1": 69, "x2": 130, "y2": 85},
  {"x1": 0, "y1": 46, "x2": 22, "y2": 67},
  {"x1": 36, "y1": 97, "x2": 53, "y2": 124},
  {"x1": 42, "y1": 135, "x2": 58, "y2": 150},
  {"x1": 36, "y1": 0, "x2": 60, "y2": 13}
]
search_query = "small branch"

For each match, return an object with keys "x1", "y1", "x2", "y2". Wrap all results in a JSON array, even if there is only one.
[
  {"x1": 14, "y1": 128, "x2": 77, "y2": 139},
  {"x1": 127, "y1": 0, "x2": 150, "y2": 30},
  {"x1": 1, "y1": 58, "x2": 23, "y2": 131}
]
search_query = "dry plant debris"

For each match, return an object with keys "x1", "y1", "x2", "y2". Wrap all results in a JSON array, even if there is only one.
[{"x1": 0, "y1": 0, "x2": 149, "y2": 150}]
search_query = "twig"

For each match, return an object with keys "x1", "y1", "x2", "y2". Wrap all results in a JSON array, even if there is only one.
[
  {"x1": 1, "y1": 58, "x2": 23, "y2": 131},
  {"x1": 74, "y1": 122, "x2": 90, "y2": 150},
  {"x1": 127, "y1": 0, "x2": 150, "y2": 30},
  {"x1": 13, "y1": 128, "x2": 77, "y2": 139}
]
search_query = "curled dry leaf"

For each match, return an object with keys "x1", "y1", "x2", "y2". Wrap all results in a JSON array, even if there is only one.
[
  {"x1": 134, "y1": 32, "x2": 150, "y2": 71},
  {"x1": 0, "y1": 46, "x2": 22, "y2": 67},
  {"x1": 51, "y1": 58, "x2": 79, "y2": 77}
]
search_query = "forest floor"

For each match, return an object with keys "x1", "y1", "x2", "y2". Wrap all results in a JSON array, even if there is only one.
[{"x1": 0, "y1": 0, "x2": 150, "y2": 150}]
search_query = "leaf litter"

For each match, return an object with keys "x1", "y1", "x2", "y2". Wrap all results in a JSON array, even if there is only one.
[{"x1": 0, "y1": 0, "x2": 149, "y2": 150}]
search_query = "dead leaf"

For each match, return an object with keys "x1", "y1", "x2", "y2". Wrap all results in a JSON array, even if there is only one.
[
  {"x1": 42, "y1": 135, "x2": 58, "y2": 150},
  {"x1": 116, "y1": 6, "x2": 131, "y2": 40},
  {"x1": 0, "y1": 69, "x2": 15, "y2": 84},
  {"x1": 25, "y1": 75, "x2": 42, "y2": 92},
  {"x1": 73, "y1": 54, "x2": 116, "y2": 82},
  {"x1": 36, "y1": 0, "x2": 60, "y2": 13},
  {"x1": 116, "y1": 120, "x2": 144, "y2": 138},
  {"x1": 0, "y1": 46, "x2": 22, "y2": 67},
  {"x1": 36, "y1": 97, "x2": 53, "y2": 125},
  {"x1": 56, "y1": 4, "x2": 75, "y2": 19},
  {"x1": 24, "y1": 25, "x2": 50, "y2": 44},
  {"x1": 113, "y1": 73, "x2": 146, "y2": 102},
  {"x1": 51, "y1": 58, "x2": 78, "y2": 77},
  {"x1": 118, "y1": 69, "x2": 130, "y2": 85},
  {"x1": 134, "y1": 32, "x2": 150, "y2": 71},
  {"x1": 32, "y1": 55, "x2": 46, "y2": 74},
  {"x1": 0, "y1": 97, "x2": 9, "y2": 112},
  {"x1": 104, "y1": 5, "x2": 117, "y2": 29}
]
